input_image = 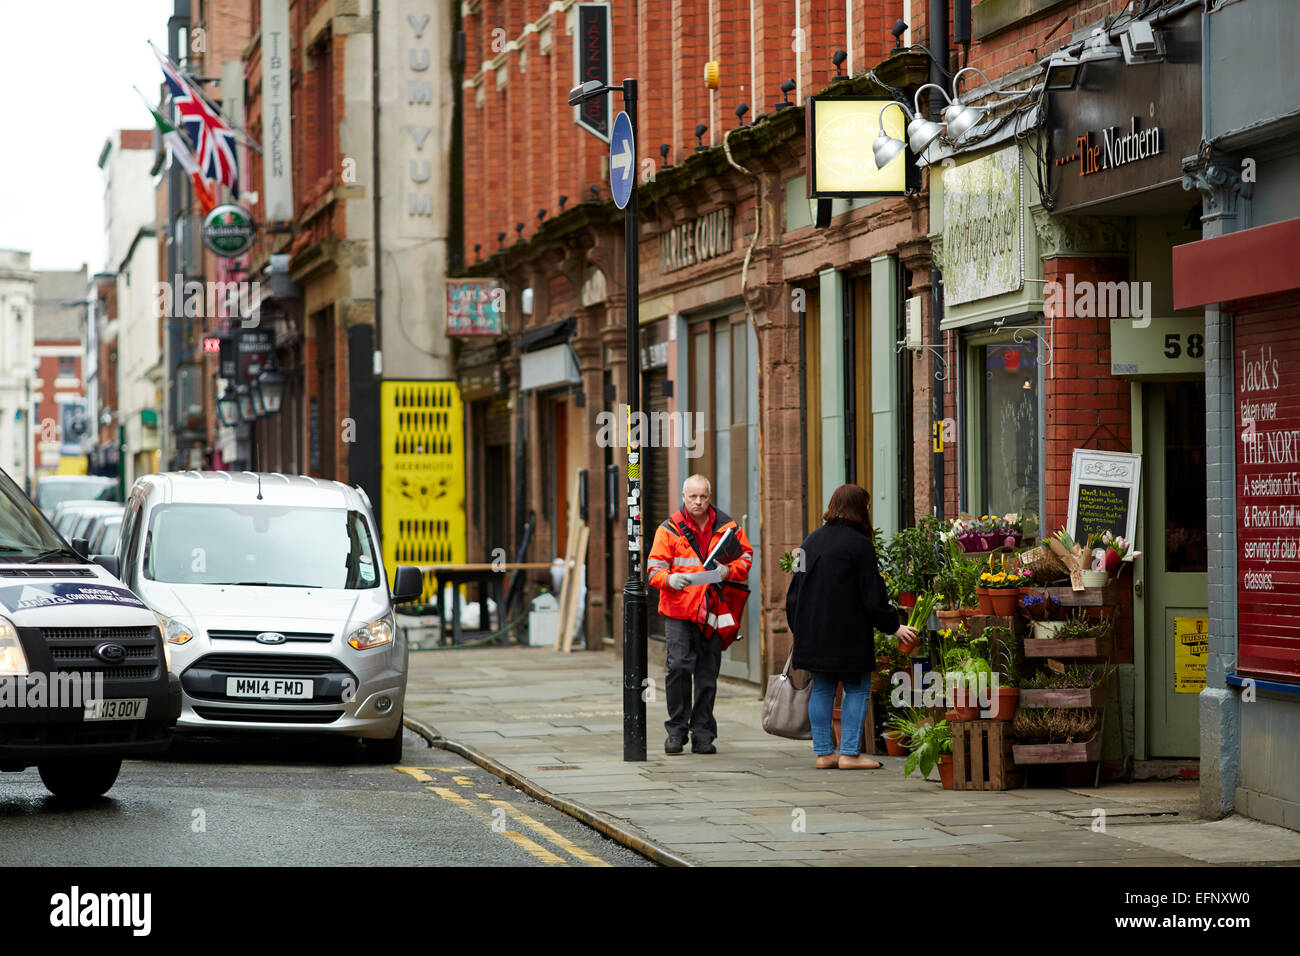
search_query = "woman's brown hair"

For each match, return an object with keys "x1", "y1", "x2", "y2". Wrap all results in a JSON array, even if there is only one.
[{"x1": 823, "y1": 484, "x2": 873, "y2": 532}]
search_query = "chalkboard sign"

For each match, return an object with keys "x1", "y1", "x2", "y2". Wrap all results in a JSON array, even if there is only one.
[
  {"x1": 1066, "y1": 449, "x2": 1141, "y2": 547},
  {"x1": 1073, "y1": 484, "x2": 1130, "y2": 542}
]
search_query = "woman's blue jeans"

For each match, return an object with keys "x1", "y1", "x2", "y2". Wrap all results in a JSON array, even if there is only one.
[{"x1": 809, "y1": 672, "x2": 870, "y2": 756}]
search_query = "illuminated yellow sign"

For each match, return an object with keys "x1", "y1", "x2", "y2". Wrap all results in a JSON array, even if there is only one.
[
  {"x1": 380, "y1": 381, "x2": 467, "y2": 602},
  {"x1": 808, "y1": 97, "x2": 908, "y2": 196}
]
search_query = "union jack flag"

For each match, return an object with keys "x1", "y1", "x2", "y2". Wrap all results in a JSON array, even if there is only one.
[{"x1": 154, "y1": 47, "x2": 240, "y2": 199}]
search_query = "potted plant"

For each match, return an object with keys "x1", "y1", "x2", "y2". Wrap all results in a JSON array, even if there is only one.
[
  {"x1": 978, "y1": 567, "x2": 1031, "y2": 616},
  {"x1": 940, "y1": 629, "x2": 991, "y2": 720},
  {"x1": 904, "y1": 718, "x2": 953, "y2": 788},
  {"x1": 1011, "y1": 708, "x2": 1103, "y2": 763},
  {"x1": 882, "y1": 707, "x2": 926, "y2": 757},
  {"x1": 986, "y1": 626, "x2": 1020, "y2": 721}
]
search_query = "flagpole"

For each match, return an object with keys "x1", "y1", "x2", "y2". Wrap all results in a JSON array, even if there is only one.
[{"x1": 148, "y1": 40, "x2": 263, "y2": 155}]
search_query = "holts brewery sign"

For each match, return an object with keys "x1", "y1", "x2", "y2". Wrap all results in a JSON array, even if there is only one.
[{"x1": 659, "y1": 207, "x2": 732, "y2": 274}]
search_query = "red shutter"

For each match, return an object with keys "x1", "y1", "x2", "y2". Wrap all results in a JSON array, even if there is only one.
[{"x1": 1236, "y1": 305, "x2": 1300, "y2": 681}]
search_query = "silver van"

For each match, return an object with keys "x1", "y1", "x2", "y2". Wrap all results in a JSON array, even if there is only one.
[{"x1": 115, "y1": 472, "x2": 423, "y2": 761}]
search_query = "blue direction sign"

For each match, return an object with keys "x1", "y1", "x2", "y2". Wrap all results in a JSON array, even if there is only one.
[{"x1": 610, "y1": 110, "x2": 635, "y2": 210}]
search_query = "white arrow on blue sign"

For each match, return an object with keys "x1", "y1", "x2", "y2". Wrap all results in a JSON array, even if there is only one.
[{"x1": 610, "y1": 110, "x2": 635, "y2": 210}]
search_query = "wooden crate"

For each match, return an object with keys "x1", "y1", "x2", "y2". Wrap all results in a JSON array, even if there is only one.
[
  {"x1": 950, "y1": 720, "x2": 1022, "y2": 791},
  {"x1": 1022, "y1": 634, "x2": 1113, "y2": 658},
  {"x1": 1032, "y1": 584, "x2": 1118, "y2": 607},
  {"x1": 1019, "y1": 686, "x2": 1106, "y2": 708},
  {"x1": 1011, "y1": 733, "x2": 1103, "y2": 764}
]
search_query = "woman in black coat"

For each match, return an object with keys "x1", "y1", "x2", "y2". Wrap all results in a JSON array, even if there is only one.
[{"x1": 785, "y1": 484, "x2": 919, "y2": 769}]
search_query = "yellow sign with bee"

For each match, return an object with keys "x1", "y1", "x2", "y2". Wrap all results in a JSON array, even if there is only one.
[
  {"x1": 381, "y1": 381, "x2": 466, "y2": 602},
  {"x1": 1173, "y1": 616, "x2": 1208, "y2": 693}
]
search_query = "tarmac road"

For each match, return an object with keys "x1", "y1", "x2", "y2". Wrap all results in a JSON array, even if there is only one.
[{"x1": 0, "y1": 729, "x2": 653, "y2": 867}]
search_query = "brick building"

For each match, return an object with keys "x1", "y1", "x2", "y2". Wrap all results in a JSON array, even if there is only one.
[
  {"x1": 455, "y1": 0, "x2": 953, "y2": 683},
  {"x1": 32, "y1": 267, "x2": 91, "y2": 479}
]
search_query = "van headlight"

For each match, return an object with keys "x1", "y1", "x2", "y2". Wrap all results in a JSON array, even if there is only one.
[
  {"x1": 347, "y1": 612, "x2": 395, "y2": 650},
  {"x1": 0, "y1": 616, "x2": 29, "y2": 677},
  {"x1": 155, "y1": 612, "x2": 195, "y2": 646}
]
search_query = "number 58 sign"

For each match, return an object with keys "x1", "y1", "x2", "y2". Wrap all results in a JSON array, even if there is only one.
[{"x1": 1109, "y1": 317, "x2": 1207, "y2": 375}]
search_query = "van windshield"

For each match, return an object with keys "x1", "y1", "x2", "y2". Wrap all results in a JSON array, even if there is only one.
[
  {"x1": 36, "y1": 477, "x2": 119, "y2": 512},
  {"x1": 142, "y1": 504, "x2": 381, "y2": 589},
  {"x1": 0, "y1": 470, "x2": 67, "y2": 557}
]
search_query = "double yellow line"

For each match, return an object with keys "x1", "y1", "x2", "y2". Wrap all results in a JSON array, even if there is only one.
[{"x1": 394, "y1": 766, "x2": 611, "y2": 867}]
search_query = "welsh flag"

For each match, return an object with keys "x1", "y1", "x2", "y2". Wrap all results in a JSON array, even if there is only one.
[{"x1": 148, "y1": 105, "x2": 215, "y2": 215}]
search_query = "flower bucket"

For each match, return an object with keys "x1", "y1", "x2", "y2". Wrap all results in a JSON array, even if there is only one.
[
  {"x1": 990, "y1": 590, "x2": 1019, "y2": 616},
  {"x1": 1031, "y1": 620, "x2": 1066, "y2": 639},
  {"x1": 1081, "y1": 569, "x2": 1109, "y2": 588},
  {"x1": 897, "y1": 592, "x2": 917, "y2": 610}
]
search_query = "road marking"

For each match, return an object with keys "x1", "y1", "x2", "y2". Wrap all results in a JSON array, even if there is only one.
[
  {"x1": 487, "y1": 798, "x2": 612, "y2": 867},
  {"x1": 394, "y1": 766, "x2": 435, "y2": 783},
  {"x1": 426, "y1": 786, "x2": 567, "y2": 866},
  {"x1": 452, "y1": 775, "x2": 475, "y2": 787}
]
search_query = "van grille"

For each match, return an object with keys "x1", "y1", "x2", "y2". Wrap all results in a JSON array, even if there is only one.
[
  {"x1": 192, "y1": 706, "x2": 342, "y2": 724},
  {"x1": 38, "y1": 626, "x2": 161, "y2": 681},
  {"x1": 207, "y1": 630, "x2": 334, "y2": 643},
  {"x1": 191, "y1": 653, "x2": 341, "y2": 675}
]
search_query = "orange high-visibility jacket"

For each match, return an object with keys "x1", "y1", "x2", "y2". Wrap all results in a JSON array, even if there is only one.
[{"x1": 647, "y1": 507, "x2": 753, "y2": 623}]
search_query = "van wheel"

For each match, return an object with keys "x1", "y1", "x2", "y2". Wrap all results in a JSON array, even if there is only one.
[
  {"x1": 38, "y1": 759, "x2": 122, "y2": 800},
  {"x1": 364, "y1": 716, "x2": 404, "y2": 764}
]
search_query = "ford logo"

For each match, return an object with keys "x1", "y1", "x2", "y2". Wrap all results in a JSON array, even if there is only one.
[
  {"x1": 94, "y1": 643, "x2": 127, "y2": 664},
  {"x1": 255, "y1": 632, "x2": 287, "y2": 645}
]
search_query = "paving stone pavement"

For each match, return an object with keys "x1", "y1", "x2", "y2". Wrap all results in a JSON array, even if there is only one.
[{"x1": 404, "y1": 645, "x2": 1292, "y2": 866}]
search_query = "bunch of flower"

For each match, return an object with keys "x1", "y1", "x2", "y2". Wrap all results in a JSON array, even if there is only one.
[
  {"x1": 1018, "y1": 593, "x2": 1059, "y2": 621},
  {"x1": 1102, "y1": 532, "x2": 1140, "y2": 577},
  {"x1": 978, "y1": 568, "x2": 1031, "y2": 590}
]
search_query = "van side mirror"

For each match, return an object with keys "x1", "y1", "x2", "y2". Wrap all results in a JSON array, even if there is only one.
[
  {"x1": 392, "y1": 565, "x2": 425, "y2": 605},
  {"x1": 92, "y1": 555, "x2": 121, "y2": 578},
  {"x1": 72, "y1": 537, "x2": 90, "y2": 559}
]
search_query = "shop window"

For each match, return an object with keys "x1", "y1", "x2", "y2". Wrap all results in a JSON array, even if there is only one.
[{"x1": 977, "y1": 340, "x2": 1040, "y2": 518}]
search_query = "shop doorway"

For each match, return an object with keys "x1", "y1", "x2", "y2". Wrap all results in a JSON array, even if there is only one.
[{"x1": 1142, "y1": 379, "x2": 1208, "y2": 758}]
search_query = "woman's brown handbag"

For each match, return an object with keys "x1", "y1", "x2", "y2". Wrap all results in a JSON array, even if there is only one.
[{"x1": 761, "y1": 650, "x2": 813, "y2": 739}]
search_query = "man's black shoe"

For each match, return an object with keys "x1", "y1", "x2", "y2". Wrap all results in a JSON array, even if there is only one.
[
  {"x1": 692, "y1": 739, "x2": 717, "y2": 754},
  {"x1": 665, "y1": 736, "x2": 687, "y2": 755}
]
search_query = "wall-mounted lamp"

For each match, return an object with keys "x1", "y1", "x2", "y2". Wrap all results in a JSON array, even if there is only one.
[
  {"x1": 775, "y1": 78, "x2": 795, "y2": 111},
  {"x1": 694, "y1": 122, "x2": 708, "y2": 151},
  {"x1": 659, "y1": 143, "x2": 671, "y2": 167},
  {"x1": 734, "y1": 101, "x2": 749, "y2": 127},
  {"x1": 831, "y1": 49, "x2": 847, "y2": 79},
  {"x1": 890, "y1": 18, "x2": 908, "y2": 53}
]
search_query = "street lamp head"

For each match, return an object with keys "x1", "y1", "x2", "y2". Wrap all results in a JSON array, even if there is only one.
[{"x1": 568, "y1": 79, "x2": 607, "y2": 106}]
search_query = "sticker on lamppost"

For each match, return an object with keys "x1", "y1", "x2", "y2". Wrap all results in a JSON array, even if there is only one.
[
  {"x1": 202, "y1": 204, "x2": 256, "y2": 258},
  {"x1": 610, "y1": 110, "x2": 634, "y2": 210}
]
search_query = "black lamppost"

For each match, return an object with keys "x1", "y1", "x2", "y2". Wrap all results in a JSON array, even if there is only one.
[{"x1": 568, "y1": 76, "x2": 646, "y2": 762}]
